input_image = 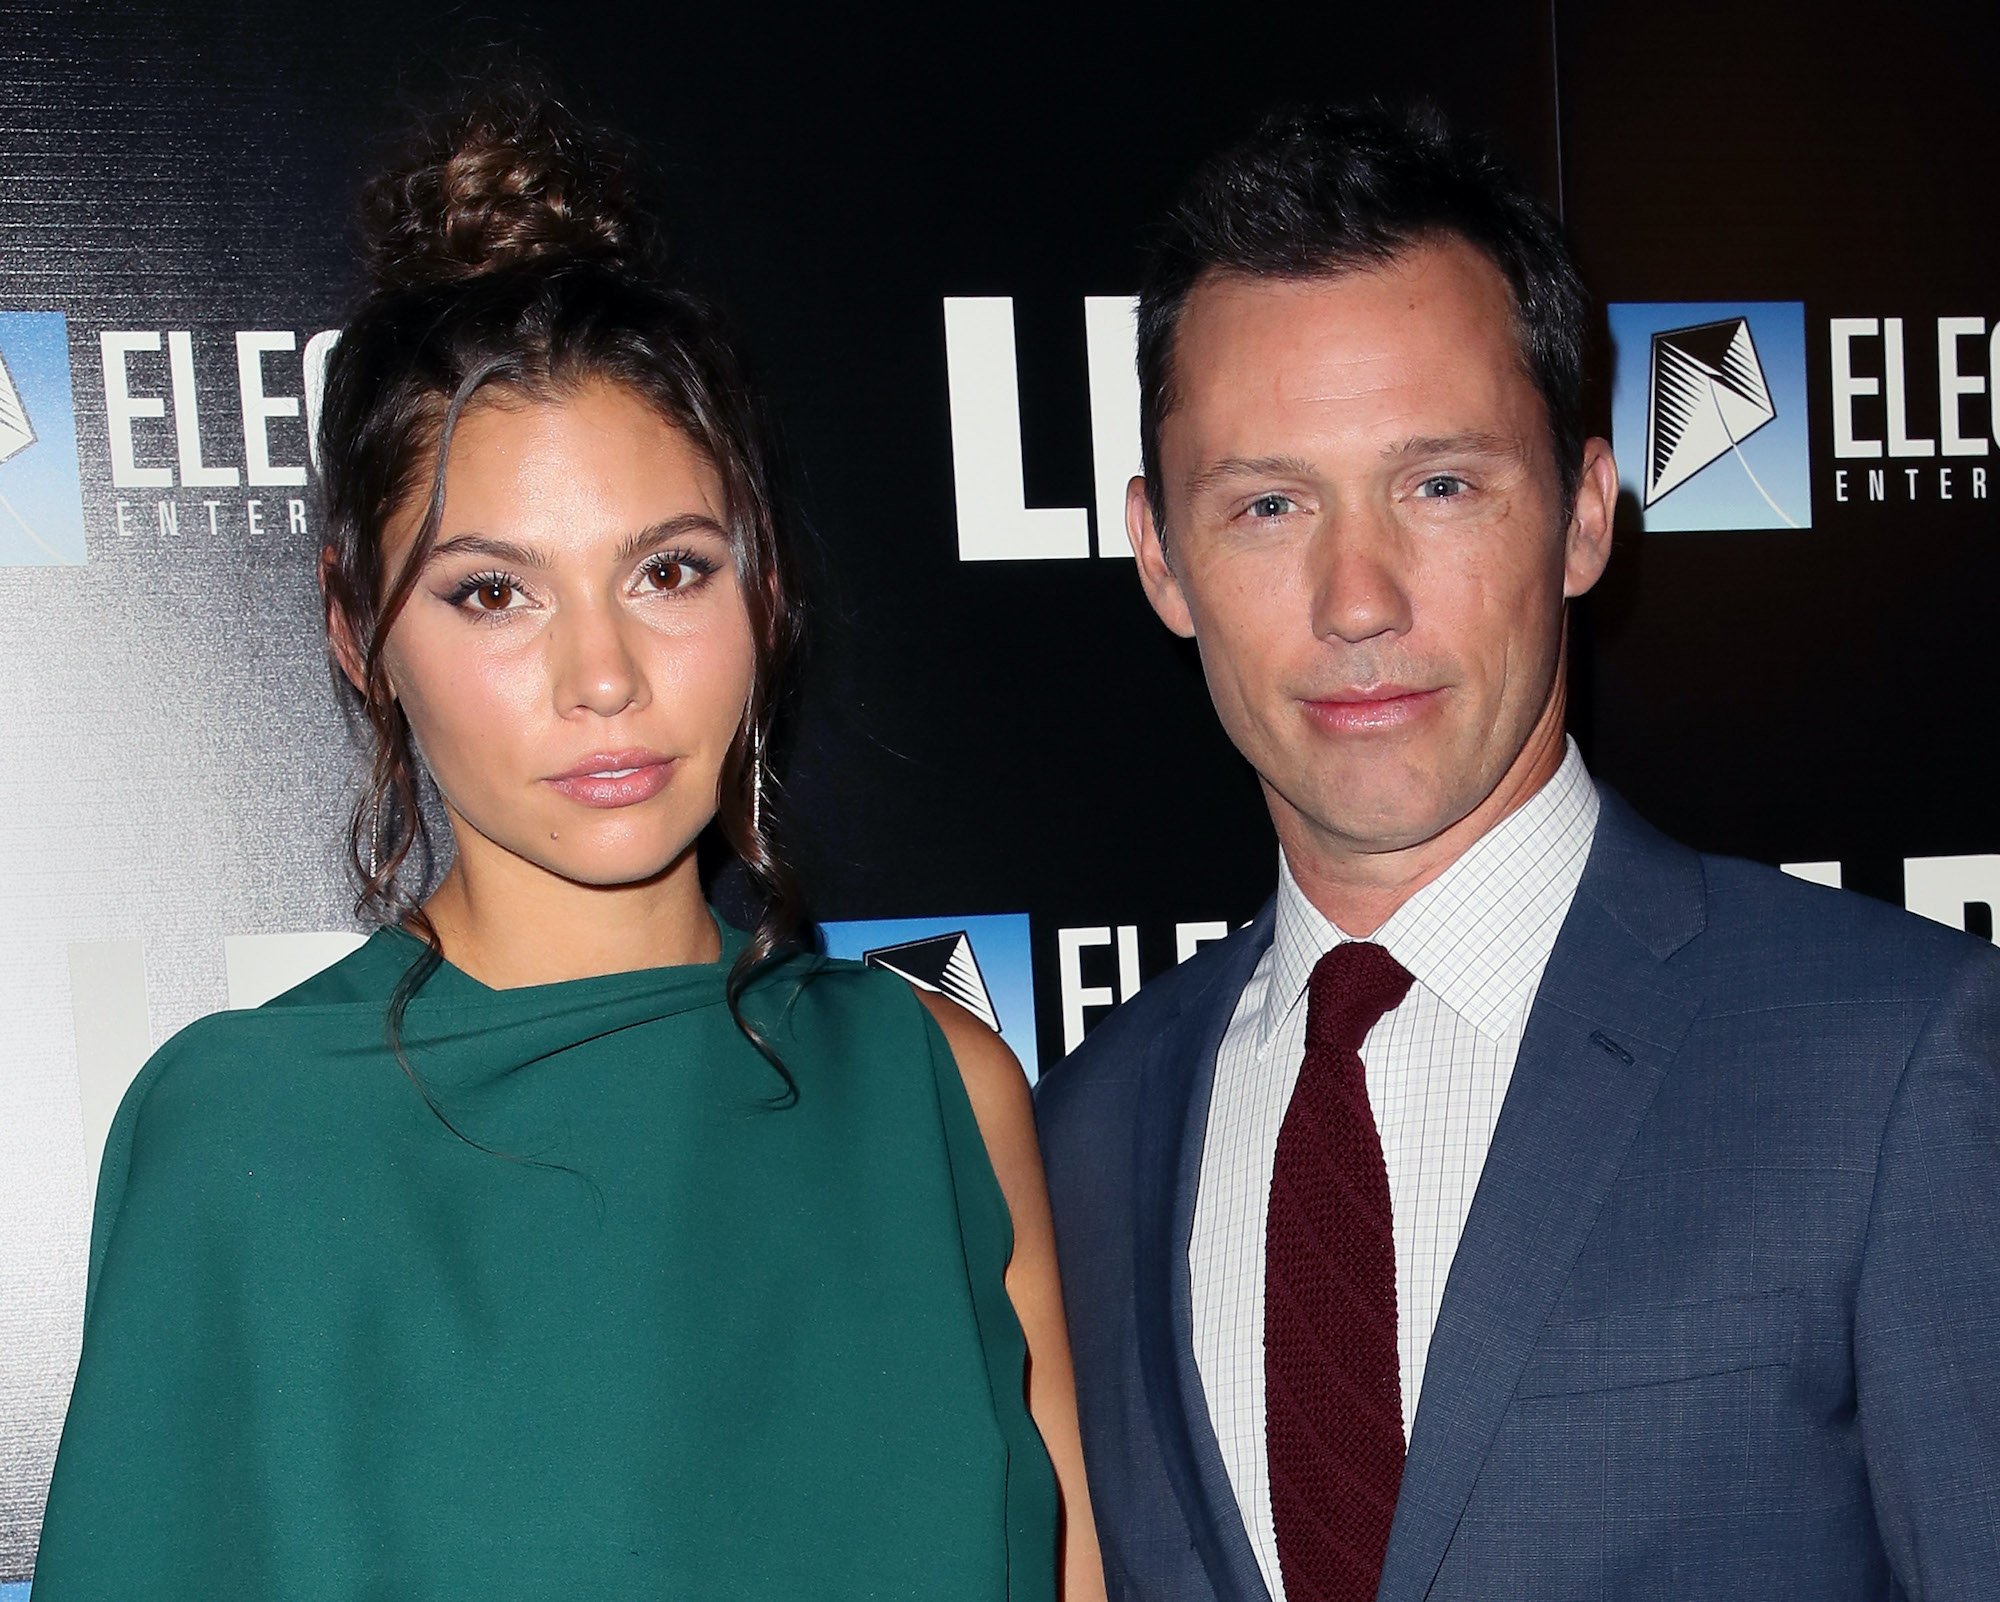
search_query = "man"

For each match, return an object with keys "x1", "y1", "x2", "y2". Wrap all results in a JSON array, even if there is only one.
[{"x1": 1034, "y1": 102, "x2": 2000, "y2": 1601}]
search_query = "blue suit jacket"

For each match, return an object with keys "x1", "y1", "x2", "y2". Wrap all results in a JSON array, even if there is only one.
[{"x1": 1035, "y1": 791, "x2": 2000, "y2": 1600}]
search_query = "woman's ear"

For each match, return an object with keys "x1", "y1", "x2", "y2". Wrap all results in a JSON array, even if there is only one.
[{"x1": 320, "y1": 545, "x2": 370, "y2": 694}]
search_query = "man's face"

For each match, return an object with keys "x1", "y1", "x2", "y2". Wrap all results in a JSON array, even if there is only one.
[{"x1": 1131, "y1": 239, "x2": 1615, "y2": 870}]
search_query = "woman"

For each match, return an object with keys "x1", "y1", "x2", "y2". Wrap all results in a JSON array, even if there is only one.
[{"x1": 33, "y1": 89, "x2": 1102, "y2": 1601}]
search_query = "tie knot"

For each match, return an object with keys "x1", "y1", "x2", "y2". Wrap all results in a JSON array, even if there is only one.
[{"x1": 1304, "y1": 940, "x2": 1414, "y2": 1057}]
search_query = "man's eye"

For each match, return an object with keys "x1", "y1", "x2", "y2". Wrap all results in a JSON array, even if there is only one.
[
  {"x1": 1247, "y1": 493, "x2": 1296, "y2": 519},
  {"x1": 1415, "y1": 474, "x2": 1469, "y2": 499}
]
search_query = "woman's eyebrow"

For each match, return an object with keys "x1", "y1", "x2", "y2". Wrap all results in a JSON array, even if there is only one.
[
  {"x1": 426, "y1": 533, "x2": 553, "y2": 568},
  {"x1": 615, "y1": 514, "x2": 730, "y2": 561},
  {"x1": 424, "y1": 515, "x2": 729, "y2": 570}
]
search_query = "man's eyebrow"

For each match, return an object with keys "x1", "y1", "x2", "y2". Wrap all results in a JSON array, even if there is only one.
[
  {"x1": 1382, "y1": 430, "x2": 1525, "y2": 461},
  {"x1": 1184, "y1": 454, "x2": 1321, "y2": 498}
]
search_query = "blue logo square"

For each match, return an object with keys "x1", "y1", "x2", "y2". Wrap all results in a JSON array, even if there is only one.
[
  {"x1": 1608, "y1": 301, "x2": 1812, "y2": 532},
  {"x1": 0, "y1": 311, "x2": 89, "y2": 565},
  {"x1": 818, "y1": 912, "x2": 1039, "y2": 1081}
]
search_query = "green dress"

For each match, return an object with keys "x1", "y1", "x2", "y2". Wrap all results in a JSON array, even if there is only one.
[{"x1": 32, "y1": 920, "x2": 1058, "y2": 1600}]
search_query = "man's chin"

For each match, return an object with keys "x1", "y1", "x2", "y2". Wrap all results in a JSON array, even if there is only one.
[{"x1": 1295, "y1": 789, "x2": 1478, "y2": 861}]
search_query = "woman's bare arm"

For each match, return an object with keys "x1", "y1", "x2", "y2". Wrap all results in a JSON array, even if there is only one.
[{"x1": 915, "y1": 990, "x2": 1108, "y2": 1602}]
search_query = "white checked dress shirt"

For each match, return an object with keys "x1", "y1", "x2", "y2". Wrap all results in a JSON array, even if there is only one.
[{"x1": 1189, "y1": 739, "x2": 1600, "y2": 1601}]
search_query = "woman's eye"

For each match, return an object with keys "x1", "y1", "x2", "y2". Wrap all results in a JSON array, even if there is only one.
[
  {"x1": 450, "y1": 572, "x2": 525, "y2": 614},
  {"x1": 1247, "y1": 493, "x2": 1296, "y2": 519},
  {"x1": 637, "y1": 551, "x2": 715, "y2": 595},
  {"x1": 1416, "y1": 474, "x2": 1469, "y2": 499}
]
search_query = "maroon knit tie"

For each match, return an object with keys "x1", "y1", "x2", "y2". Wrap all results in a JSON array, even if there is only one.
[{"x1": 1265, "y1": 940, "x2": 1414, "y2": 1602}]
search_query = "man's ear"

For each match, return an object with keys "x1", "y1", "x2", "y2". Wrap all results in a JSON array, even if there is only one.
[
  {"x1": 1127, "y1": 475, "x2": 1196, "y2": 639},
  {"x1": 1562, "y1": 437, "x2": 1618, "y2": 600},
  {"x1": 319, "y1": 545, "x2": 371, "y2": 695}
]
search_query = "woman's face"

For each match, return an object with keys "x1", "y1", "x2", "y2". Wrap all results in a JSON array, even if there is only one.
[{"x1": 362, "y1": 379, "x2": 757, "y2": 892}]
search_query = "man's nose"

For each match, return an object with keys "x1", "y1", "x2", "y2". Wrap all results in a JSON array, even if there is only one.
[
  {"x1": 1306, "y1": 506, "x2": 1414, "y2": 645},
  {"x1": 550, "y1": 604, "x2": 649, "y2": 719}
]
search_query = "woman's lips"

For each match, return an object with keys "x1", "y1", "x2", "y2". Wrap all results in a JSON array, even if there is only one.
[
  {"x1": 1302, "y1": 687, "x2": 1442, "y2": 733},
  {"x1": 546, "y1": 752, "x2": 676, "y2": 808}
]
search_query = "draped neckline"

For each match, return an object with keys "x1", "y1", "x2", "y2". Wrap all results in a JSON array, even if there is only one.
[
  {"x1": 253, "y1": 913, "x2": 777, "y2": 1089},
  {"x1": 370, "y1": 912, "x2": 751, "y2": 1003}
]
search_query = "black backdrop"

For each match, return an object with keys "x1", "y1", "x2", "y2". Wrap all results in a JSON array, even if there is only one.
[
  {"x1": 1, "y1": 1, "x2": 1996, "y2": 1573},
  {"x1": 2, "y1": 0, "x2": 1995, "y2": 1155}
]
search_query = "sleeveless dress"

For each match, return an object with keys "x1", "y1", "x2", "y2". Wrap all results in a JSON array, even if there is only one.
[{"x1": 32, "y1": 921, "x2": 1058, "y2": 1600}]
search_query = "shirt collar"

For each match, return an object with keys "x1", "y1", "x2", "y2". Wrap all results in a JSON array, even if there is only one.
[{"x1": 1261, "y1": 737, "x2": 1600, "y2": 1048}]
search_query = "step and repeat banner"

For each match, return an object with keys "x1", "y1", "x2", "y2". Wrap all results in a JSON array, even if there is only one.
[{"x1": 0, "y1": 0, "x2": 1993, "y2": 1582}]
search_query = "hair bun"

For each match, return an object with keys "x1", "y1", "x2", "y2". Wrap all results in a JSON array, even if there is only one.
[{"x1": 361, "y1": 88, "x2": 656, "y2": 293}]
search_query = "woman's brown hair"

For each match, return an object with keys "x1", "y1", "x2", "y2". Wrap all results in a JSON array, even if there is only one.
[{"x1": 317, "y1": 85, "x2": 807, "y2": 1098}]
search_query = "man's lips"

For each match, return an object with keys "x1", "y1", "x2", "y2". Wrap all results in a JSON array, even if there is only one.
[
  {"x1": 546, "y1": 749, "x2": 676, "y2": 808},
  {"x1": 1301, "y1": 686, "x2": 1443, "y2": 733}
]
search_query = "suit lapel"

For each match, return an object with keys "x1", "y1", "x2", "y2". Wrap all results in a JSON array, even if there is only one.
[
  {"x1": 1377, "y1": 794, "x2": 1706, "y2": 1602},
  {"x1": 1133, "y1": 901, "x2": 1276, "y2": 1602}
]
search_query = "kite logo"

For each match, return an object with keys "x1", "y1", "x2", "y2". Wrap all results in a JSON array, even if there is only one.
[
  {"x1": 818, "y1": 912, "x2": 1040, "y2": 1080},
  {"x1": 1609, "y1": 301, "x2": 1812, "y2": 532},
  {"x1": 0, "y1": 311, "x2": 89, "y2": 564},
  {"x1": 1645, "y1": 319, "x2": 1779, "y2": 506},
  {"x1": 864, "y1": 931, "x2": 1002, "y2": 1032}
]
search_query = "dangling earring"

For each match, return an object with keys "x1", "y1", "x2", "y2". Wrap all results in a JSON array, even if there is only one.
[
  {"x1": 365, "y1": 797, "x2": 384, "y2": 883},
  {"x1": 750, "y1": 724, "x2": 766, "y2": 837}
]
